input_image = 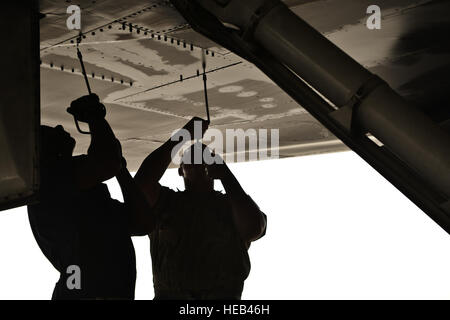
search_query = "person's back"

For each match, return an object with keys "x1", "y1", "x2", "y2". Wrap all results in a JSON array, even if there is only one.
[
  {"x1": 28, "y1": 158, "x2": 136, "y2": 299},
  {"x1": 150, "y1": 188, "x2": 251, "y2": 299}
]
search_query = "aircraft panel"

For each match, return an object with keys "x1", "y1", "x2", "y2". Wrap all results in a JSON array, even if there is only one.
[{"x1": 39, "y1": 0, "x2": 450, "y2": 170}]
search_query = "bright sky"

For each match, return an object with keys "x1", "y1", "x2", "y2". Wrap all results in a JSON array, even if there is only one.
[{"x1": 1, "y1": 151, "x2": 450, "y2": 300}]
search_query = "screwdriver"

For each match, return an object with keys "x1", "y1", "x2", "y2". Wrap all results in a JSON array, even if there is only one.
[
  {"x1": 73, "y1": 31, "x2": 92, "y2": 134},
  {"x1": 76, "y1": 31, "x2": 92, "y2": 95}
]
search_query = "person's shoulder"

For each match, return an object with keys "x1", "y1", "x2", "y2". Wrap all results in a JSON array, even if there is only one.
[
  {"x1": 38, "y1": 156, "x2": 83, "y2": 199},
  {"x1": 159, "y1": 185, "x2": 182, "y2": 195},
  {"x1": 214, "y1": 190, "x2": 227, "y2": 199},
  {"x1": 152, "y1": 186, "x2": 185, "y2": 215},
  {"x1": 157, "y1": 185, "x2": 184, "y2": 203},
  {"x1": 71, "y1": 154, "x2": 87, "y2": 165},
  {"x1": 212, "y1": 190, "x2": 231, "y2": 206},
  {"x1": 69, "y1": 154, "x2": 88, "y2": 175}
]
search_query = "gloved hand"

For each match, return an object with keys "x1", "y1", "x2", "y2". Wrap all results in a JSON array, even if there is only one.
[
  {"x1": 182, "y1": 116, "x2": 209, "y2": 140},
  {"x1": 206, "y1": 153, "x2": 228, "y2": 180},
  {"x1": 67, "y1": 93, "x2": 106, "y2": 123}
]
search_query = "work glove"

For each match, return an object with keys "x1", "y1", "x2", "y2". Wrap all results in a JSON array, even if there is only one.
[
  {"x1": 182, "y1": 116, "x2": 209, "y2": 140},
  {"x1": 206, "y1": 153, "x2": 227, "y2": 179},
  {"x1": 67, "y1": 93, "x2": 106, "y2": 123}
]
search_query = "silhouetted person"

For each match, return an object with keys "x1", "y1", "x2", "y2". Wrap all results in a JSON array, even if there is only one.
[
  {"x1": 28, "y1": 94, "x2": 150, "y2": 299},
  {"x1": 134, "y1": 117, "x2": 267, "y2": 300}
]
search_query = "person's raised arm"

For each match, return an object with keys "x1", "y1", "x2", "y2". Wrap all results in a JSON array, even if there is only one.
[
  {"x1": 116, "y1": 158, "x2": 156, "y2": 236},
  {"x1": 134, "y1": 117, "x2": 208, "y2": 207},
  {"x1": 207, "y1": 159, "x2": 266, "y2": 246},
  {"x1": 67, "y1": 94, "x2": 122, "y2": 189}
]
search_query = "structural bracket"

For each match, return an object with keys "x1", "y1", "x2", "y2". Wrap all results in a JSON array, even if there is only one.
[
  {"x1": 331, "y1": 75, "x2": 384, "y2": 133},
  {"x1": 242, "y1": 0, "x2": 281, "y2": 40}
]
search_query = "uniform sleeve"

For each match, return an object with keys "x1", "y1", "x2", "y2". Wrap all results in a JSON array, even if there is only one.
[
  {"x1": 254, "y1": 211, "x2": 267, "y2": 241},
  {"x1": 220, "y1": 192, "x2": 267, "y2": 242},
  {"x1": 242, "y1": 193, "x2": 267, "y2": 241}
]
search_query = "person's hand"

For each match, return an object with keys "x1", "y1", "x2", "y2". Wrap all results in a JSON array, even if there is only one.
[
  {"x1": 182, "y1": 116, "x2": 209, "y2": 140},
  {"x1": 67, "y1": 93, "x2": 106, "y2": 123},
  {"x1": 206, "y1": 153, "x2": 228, "y2": 180},
  {"x1": 206, "y1": 162, "x2": 229, "y2": 180}
]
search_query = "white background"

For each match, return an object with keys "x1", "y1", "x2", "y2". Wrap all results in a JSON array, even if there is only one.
[{"x1": 1, "y1": 151, "x2": 450, "y2": 300}]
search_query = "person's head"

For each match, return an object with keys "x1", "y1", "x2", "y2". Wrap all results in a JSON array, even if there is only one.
[
  {"x1": 40, "y1": 125, "x2": 75, "y2": 162},
  {"x1": 178, "y1": 142, "x2": 214, "y2": 192}
]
